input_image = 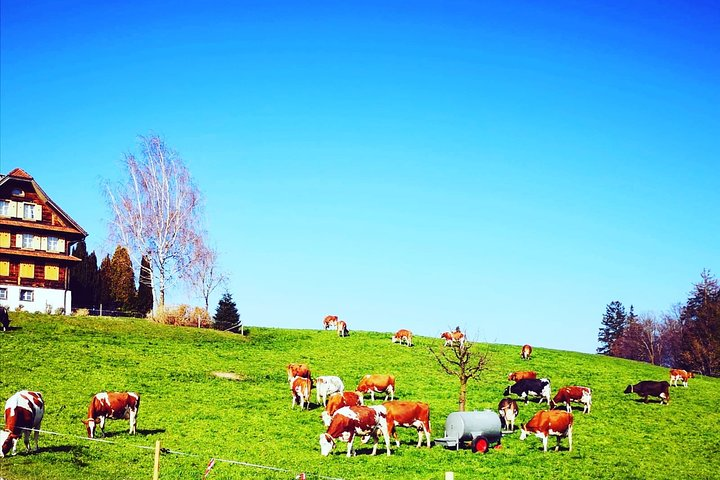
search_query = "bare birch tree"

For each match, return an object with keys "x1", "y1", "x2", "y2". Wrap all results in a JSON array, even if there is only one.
[
  {"x1": 429, "y1": 337, "x2": 491, "y2": 411},
  {"x1": 183, "y1": 237, "x2": 227, "y2": 325},
  {"x1": 106, "y1": 134, "x2": 203, "y2": 311}
]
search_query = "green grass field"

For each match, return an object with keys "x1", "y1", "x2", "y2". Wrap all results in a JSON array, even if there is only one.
[{"x1": 1, "y1": 313, "x2": 718, "y2": 479}]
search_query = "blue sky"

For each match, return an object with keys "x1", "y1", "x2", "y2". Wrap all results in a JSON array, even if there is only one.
[{"x1": 1, "y1": 1, "x2": 718, "y2": 353}]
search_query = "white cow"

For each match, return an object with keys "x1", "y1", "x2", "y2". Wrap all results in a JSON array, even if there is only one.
[{"x1": 316, "y1": 376, "x2": 345, "y2": 406}]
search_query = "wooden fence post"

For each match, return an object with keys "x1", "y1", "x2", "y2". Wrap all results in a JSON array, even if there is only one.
[{"x1": 153, "y1": 440, "x2": 161, "y2": 480}]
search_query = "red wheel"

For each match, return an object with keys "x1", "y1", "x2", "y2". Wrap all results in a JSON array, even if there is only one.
[{"x1": 471, "y1": 436, "x2": 489, "y2": 453}]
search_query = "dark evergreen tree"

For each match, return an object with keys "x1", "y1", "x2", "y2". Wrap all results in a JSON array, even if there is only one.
[
  {"x1": 213, "y1": 292, "x2": 241, "y2": 333},
  {"x1": 136, "y1": 255, "x2": 153, "y2": 315},
  {"x1": 597, "y1": 300, "x2": 627, "y2": 355},
  {"x1": 679, "y1": 270, "x2": 720, "y2": 376},
  {"x1": 110, "y1": 246, "x2": 137, "y2": 312},
  {"x1": 98, "y1": 255, "x2": 114, "y2": 311},
  {"x1": 69, "y1": 241, "x2": 100, "y2": 309}
]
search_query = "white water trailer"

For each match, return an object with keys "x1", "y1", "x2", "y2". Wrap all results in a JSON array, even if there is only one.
[{"x1": 434, "y1": 410, "x2": 503, "y2": 453}]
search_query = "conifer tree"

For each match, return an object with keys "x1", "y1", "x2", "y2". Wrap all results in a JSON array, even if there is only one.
[
  {"x1": 98, "y1": 255, "x2": 114, "y2": 311},
  {"x1": 136, "y1": 255, "x2": 153, "y2": 315},
  {"x1": 597, "y1": 300, "x2": 627, "y2": 355},
  {"x1": 69, "y1": 240, "x2": 98, "y2": 309},
  {"x1": 213, "y1": 292, "x2": 241, "y2": 333},
  {"x1": 110, "y1": 246, "x2": 137, "y2": 312},
  {"x1": 679, "y1": 270, "x2": 720, "y2": 376}
]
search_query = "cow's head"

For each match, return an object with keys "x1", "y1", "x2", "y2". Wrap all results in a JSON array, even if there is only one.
[
  {"x1": 81, "y1": 418, "x2": 98, "y2": 438},
  {"x1": 503, "y1": 386, "x2": 511, "y2": 396},
  {"x1": 0, "y1": 430, "x2": 18, "y2": 457},
  {"x1": 623, "y1": 385, "x2": 633, "y2": 394},
  {"x1": 518, "y1": 424, "x2": 528, "y2": 441},
  {"x1": 321, "y1": 411, "x2": 332, "y2": 427},
  {"x1": 319, "y1": 433, "x2": 335, "y2": 456}
]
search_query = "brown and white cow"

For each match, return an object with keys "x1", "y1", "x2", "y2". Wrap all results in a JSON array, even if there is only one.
[
  {"x1": 440, "y1": 330, "x2": 465, "y2": 347},
  {"x1": 498, "y1": 397, "x2": 519, "y2": 432},
  {"x1": 669, "y1": 369, "x2": 694, "y2": 387},
  {"x1": 1, "y1": 390, "x2": 44, "y2": 457},
  {"x1": 391, "y1": 329, "x2": 413, "y2": 347},
  {"x1": 286, "y1": 363, "x2": 312, "y2": 383},
  {"x1": 82, "y1": 392, "x2": 140, "y2": 438},
  {"x1": 323, "y1": 315, "x2": 338, "y2": 330},
  {"x1": 337, "y1": 320, "x2": 349, "y2": 337},
  {"x1": 322, "y1": 392, "x2": 364, "y2": 426},
  {"x1": 508, "y1": 371, "x2": 537, "y2": 382},
  {"x1": 382, "y1": 401, "x2": 431, "y2": 448},
  {"x1": 519, "y1": 410, "x2": 573, "y2": 452},
  {"x1": 356, "y1": 374, "x2": 395, "y2": 401},
  {"x1": 320, "y1": 405, "x2": 391, "y2": 457},
  {"x1": 291, "y1": 376, "x2": 312, "y2": 410},
  {"x1": 552, "y1": 386, "x2": 592, "y2": 414},
  {"x1": 521, "y1": 344, "x2": 532, "y2": 360}
]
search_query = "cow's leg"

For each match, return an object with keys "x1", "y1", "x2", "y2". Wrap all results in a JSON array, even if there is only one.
[
  {"x1": 347, "y1": 434, "x2": 355, "y2": 457},
  {"x1": 129, "y1": 408, "x2": 137, "y2": 434},
  {"x1": 370, "y1": 391, "x2": 375, "y2": 402},
  {"x1": 379, "y1": 421, "x2": 392, "y2": 456},
  {"x1": 542, "y1": 435, "x2": 548, "y2": 452},
  {"x1": 99, "y1": 416, "x2": 106, "y2": 436},
  {"x1": 10, "y1": 437, "x2": 18, "y2": 456},
  {"x1": 32, "y1": 427, "x2": 40, "y2": 451},
  {"x1": 23, "y1": 429, "x2": 31, "y2": 453},
  {"x1": 387, "y1": 386, "x2": 394, "y2": 401}
]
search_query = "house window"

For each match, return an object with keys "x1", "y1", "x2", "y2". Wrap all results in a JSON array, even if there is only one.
[
  {"x1": 20, "y1": 289, "x2": 34, "y2": 302},
  {"x1": 19, "y1": 263, "x2": 34, "y2": 278},
  {"x1": 0, "y1": 288, "x2": 6, "y2": 300},
  {"x1": 0, "y1": 261, "x2": 8, "y2": 276},
  {"x1": 22, "y1": 234, "x2": 34, "y2": 249},
  {"x1": 0, "y1": 200, "x2": 10, "y2": 216},
  {"x1": 23, "y1": 203, "x2": 36, "y2": 220},
  {"x1": 45, "y1": 265, "x2": 59, "y2": 281},
  {"x1": 0, "y1": 232, "x2": 10, "y2": 248},
  {"x1": 47, "y1": 237, "x2": 59, "y2": 252}
]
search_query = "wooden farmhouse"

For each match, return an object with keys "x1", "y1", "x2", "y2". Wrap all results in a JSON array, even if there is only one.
[{"x1": 0, "y1": 168, "x2": 88, "y2": 314}]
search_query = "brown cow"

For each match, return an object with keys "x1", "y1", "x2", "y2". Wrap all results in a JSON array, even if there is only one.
[
  {"x1": 521, "y1": 344, "x2": 532, "y2": 360},
  {"x1": 669, "y1": 369, "x2": 694, "y2": 387},
  {"x1": 322, "y1": 392, "x2": 364, "y2": 426},
  {"x1": 498, "y1": 397, "x2": 519, "y2": 432},
  {"x1": 1, "y1": 390, "x2": 44, "y2": 457},
  {"x1": 319, "y1": 405, "x2": 391, "y2": 457},
  {"x1": 82, "y1": 392, "x2": 140, "y2": 438},
  {"x1": 286, "y1": 363, "x2": 311, "y2": 383},
  {"x1": 440, "y1": 330, "x2": 465, "y2": 347},
  {"x1": 552, "y1": 386, "x2": 592, "y2": 414},
  {"x1": 357, "y1": 374, "x2": 395, "y2": 401},
  {"x1": 383, "y1": 401, "x2": 431, "y2": 448},
  {"x1": 291, "y1": 376, "x2": 312, "y2": 410},
  {"x1": 337, "y1": 320, "x2": 349, "y2": 337},
  {"x1": 508, "y1": 371, "x2": 537, "y2": 382},
  {"x1": 323, "y1": 315, "x2": 338, "y2": 330},
  {"x1": 391, "y1": 329, "x2": 413, "y2": 347},
  {"x1": 520, "y1": 410, "x2": 573, "y2": 452}
]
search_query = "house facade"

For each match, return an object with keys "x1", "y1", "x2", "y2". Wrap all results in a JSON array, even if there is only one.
[{"x1": 0, "y1": 168, "x2": 88, "y2": 314}]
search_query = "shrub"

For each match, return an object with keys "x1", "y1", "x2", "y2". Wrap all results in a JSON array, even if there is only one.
[
  {"x1": 74, "y1": 308, "x2": 90, "y2": 316},
  {"x1": 152, "y1": 304, "x2": 211, "y2": 328}
]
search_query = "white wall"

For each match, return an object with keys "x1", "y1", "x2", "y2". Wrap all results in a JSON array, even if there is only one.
[{"x1": 0, "y1": 284, "x2": 71, "y2": 314}]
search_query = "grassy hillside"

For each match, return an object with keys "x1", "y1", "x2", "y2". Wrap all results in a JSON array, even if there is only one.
[{"x1": 1, "y1": 313, "x2": 718, "y2": 480}]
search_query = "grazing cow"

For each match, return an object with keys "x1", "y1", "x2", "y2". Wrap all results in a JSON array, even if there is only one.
[
  {"x1": 669, "y1": 369, "x2": 694, "y2": 387},
  {"x1": 357, "y1": 374, "x2": 395, "y2": 401},
  {"x1": 440, "y1": 330, "x2": 465, "y2": 347},
  {"x1": 0, "y1": 308, "x2": 9, "y2": 331},
  {"x1": 498, "y1": 397, "x2": 519, "y2": 432},
  {"x1": 508, "y1": 371, "x2": 537, "y2": 382},
  {"x1": 322, "y1": 392, "x2": 364, "y2": 426},
  {"x1": 316, "y1": 376, "x2": 345, "y2": 407},
  {"x1": 323, "y1": 315, "x2": 338, "y2": 330},
  {"x1": 82, "y1": 392, "x2": 140, "y2": 438},
  {"x1": 1, "y1": 390, "x2": 44, "y2": 457},
  {"x1": 624, "y1": 381, "x2": 670, "y2": 405},
  {"x1": 391, "y1": 329, "x2": 413, "y2": 347},
  {"x1": 520, "y1": 410, "x2": 573, "y2": 452},
  {"x1": 337, "y1": 320, "x2": 349, "y2": 337},
  {"x1": 521, "y1": 344, "x2": 532, "y2": 360},
  {"x1": 382, "y1": 401, "x2": 431, "y2": 448},
  {"x1": 319, "y1": 405, "x2": 391, "y2": 457},
  {"x1": 552, "y1": 386, "x2": 592, "y2": 414},
  {"x1": 286, "y1": 363, "x2": 311, "y2": 383},
  {"x1": 503, "y1": 378, "x2": 551, "y2": 405},
  {"x1": 291, "y1": 376, "x2": 312, "y2": 409}
]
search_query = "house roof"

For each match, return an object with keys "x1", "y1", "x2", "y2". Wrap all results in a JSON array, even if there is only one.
[{"x1": 1, "y1": 168, "x2": 89, "y2": 237}]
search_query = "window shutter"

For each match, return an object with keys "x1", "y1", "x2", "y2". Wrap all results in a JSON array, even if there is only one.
[
  {"x1": 34, "y1": 204, "x2": 42, "y2": 221},
  {"x1": 32, "y1": 236, "x2": 41, "y2": 250},
  {"x1": 8, "y1": 201, "x2": 17, "y2": 217},
  {"x1": 15, "y1": 234, "x2": 22, "y2": 247},
  {"x1": 45, "y1": 265, "x2": 59, "y2": 281},
  {"x1": 0, "y1": 261, "x2": 9, "y2": 276},
  {"x1": 41, "y1": 237, "x2": 48, "y2": 251},
  {"x1": 0, "y1": 232, "x2": 10, "y2": 248},
  {"x1": 58, "y1": 239, "x2": 66, "y2": 253}
]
